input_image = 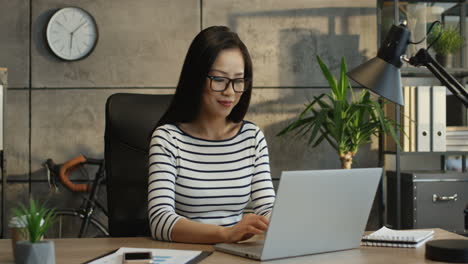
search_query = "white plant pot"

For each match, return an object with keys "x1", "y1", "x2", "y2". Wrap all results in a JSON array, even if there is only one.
[
  {"x1": 15, "y1": 240, "x2": 55, "y2": 264},
  {"x1": 435, "y1": 53, "x2": 453, "y2": 68}
]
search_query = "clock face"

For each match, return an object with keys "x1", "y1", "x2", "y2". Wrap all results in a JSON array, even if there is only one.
[{"x1": 46, "y1": 7, "x2": 98, "y2": 61}]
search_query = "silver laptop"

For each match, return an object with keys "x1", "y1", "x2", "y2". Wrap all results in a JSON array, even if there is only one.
[{"x1": 214, "y1": 168, "x2": 382, "y2": 261}]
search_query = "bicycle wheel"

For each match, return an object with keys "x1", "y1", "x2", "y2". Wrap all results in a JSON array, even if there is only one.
[{"x1": 46, "y1": 210, "x2": 109, "y2": 238}]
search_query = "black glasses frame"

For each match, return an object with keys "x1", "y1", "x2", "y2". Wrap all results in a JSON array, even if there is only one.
[{"x1": 206, "y1": 75, "x2": 251, "y2": 93}]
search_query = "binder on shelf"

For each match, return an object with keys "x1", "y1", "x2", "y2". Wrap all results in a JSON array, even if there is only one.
[
  {"x1": 383, "y1": 99, "x2": 398, "y2": 152},
  {"x1": 383, "y1": 86, "x2": 412, "y2": 152},
  {"x1": 431, "y1": 86, "x2": 446, "y2": 152},
  {"x1": 416, "y1": 86, "x2": 431, "y2": 152},
  {"x1": 409, "y1": 86, "x2": 416, "y2": 152},
  {"x1": 403, "y1": 86, "x2": 411, "y2": 152}
]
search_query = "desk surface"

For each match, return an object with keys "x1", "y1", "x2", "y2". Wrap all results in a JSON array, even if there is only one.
[{"x1": 0, "y1": 229, "x2": 465, "y2": 264}]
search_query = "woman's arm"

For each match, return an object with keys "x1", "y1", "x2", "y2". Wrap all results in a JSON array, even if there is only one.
[
  {"x1": 148, "y1": 127, "x2": 183, "y2": 241},
  {"x1": 251, "y1": 129, "x2": 276, "y2": 216},
  {"x1": 171, "y1": 213, "x2": 269, "y2": 243}
]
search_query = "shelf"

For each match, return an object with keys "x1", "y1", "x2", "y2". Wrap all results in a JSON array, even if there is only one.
[
  {"x1": 379, "y1": 0, "x2": 468, "y2": 230},
  {"x1": 384, "y1": 151, "x2": 468, "y2": 155},
  {"x1": 401, "y1": 67, "x2": 468, "y2": 78},
  {"x1": 443, "y1": 1, "x2": 467, "y2": 16}
]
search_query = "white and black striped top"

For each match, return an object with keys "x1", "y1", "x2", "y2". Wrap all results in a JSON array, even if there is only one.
[{"x1": 147, "y1": 121, "x2": 276, "y2": 241}]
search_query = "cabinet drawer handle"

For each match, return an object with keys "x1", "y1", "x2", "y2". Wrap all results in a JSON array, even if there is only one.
[{"x1": 433, "y1": 194, "x2": 458, "y2": 203}]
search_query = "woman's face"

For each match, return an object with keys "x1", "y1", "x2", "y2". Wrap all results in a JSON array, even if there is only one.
[{"x1": 199, "y1": 48, "x2": 245, "y2": 121}]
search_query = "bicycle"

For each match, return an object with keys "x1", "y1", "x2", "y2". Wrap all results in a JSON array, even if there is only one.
[{"x1": 43, "y1": 155, "x2": 109, "y2": 238}]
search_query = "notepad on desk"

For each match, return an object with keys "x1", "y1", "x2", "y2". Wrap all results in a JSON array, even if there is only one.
[{"x1": 361, "y1": 226, "x2": 434, "y2": 248}]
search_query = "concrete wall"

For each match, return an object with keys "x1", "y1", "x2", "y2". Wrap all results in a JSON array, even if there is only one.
[{"x1": 0, "y1": 0, "x2": 381, "y2": 237}]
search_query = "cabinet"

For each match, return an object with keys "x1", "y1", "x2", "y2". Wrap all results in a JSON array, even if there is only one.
[{"x1": 379, "y1": 0, "x2": 468, "y2": 231}]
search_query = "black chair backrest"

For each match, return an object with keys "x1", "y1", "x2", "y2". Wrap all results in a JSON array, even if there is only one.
[{"x1": 105, "y1": 93, "x2": 172, "y2": 237}]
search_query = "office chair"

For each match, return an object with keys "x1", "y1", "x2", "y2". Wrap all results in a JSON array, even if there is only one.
[
  {"x1": 104, "y1": 93, "x2": 172, "y2": 237},
  {"x1": 465, "y1": 207, "x2": 468, "y2": 231}
]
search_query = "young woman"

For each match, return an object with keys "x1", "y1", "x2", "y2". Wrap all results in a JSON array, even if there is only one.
[{"x1": 148, "y1": 26, "x2": 275, "y2": 244}]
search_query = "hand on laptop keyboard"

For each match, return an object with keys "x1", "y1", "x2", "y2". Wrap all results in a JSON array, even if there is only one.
[
  {"x1": 223, "y1": 214, "x2": 269, "y2": 243},
  {"x1": 237, "y1": 234, "x2": 265, "y2": 244}
]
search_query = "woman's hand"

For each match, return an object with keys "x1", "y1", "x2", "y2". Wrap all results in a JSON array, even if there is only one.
[{"x1": 222, "y1": 214, "x2": 269, "y2": 243}]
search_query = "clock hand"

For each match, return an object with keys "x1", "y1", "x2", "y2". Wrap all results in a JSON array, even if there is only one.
[
  {"x1": 70, "y1": 33, "x2": 73, "y2": 56},
  {"x1": 71, "y1": 21, "x2": 87, "y2": 34},
  {"x1": 55, "y1": 20, "x2": 70, "y2": 32}
]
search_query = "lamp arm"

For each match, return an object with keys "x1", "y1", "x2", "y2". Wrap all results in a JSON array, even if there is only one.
[{"x1": 408, "y1": 48, "x2": 468, "y2": 108}]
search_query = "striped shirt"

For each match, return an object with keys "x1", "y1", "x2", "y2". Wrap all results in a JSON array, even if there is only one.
[{"x1": 147, "y1": 121, "x2": 276, "y2": 241}]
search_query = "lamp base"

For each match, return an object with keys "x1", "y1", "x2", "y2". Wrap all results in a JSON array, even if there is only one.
[{"x1": 425, "y1": 239, "x2": 468, "y2": 263}]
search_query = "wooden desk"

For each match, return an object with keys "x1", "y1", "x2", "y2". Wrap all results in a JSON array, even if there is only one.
[{"x1": 0, "y1": 229, "x2": 465, "y2": 263}]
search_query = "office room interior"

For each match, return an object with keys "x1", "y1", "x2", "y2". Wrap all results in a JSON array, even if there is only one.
[{"x1": 0, "y1": 0, "x2": 468, "y2": 263}]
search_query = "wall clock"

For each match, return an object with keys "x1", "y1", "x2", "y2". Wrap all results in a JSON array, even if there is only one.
[{"x1": 46, "y1": 7, "x2": 98, "y2": 61}]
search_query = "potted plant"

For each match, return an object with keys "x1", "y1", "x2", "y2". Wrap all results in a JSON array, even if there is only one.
[
  {"x1": 427, "y1": 23, "x2": 464, "y2": 68},
  {"x1": 277, "y1": 56, "x2": 400, "y2": 169},
  {"x1": 12, "y1": 199, "x2": 56, "y2": 264}
]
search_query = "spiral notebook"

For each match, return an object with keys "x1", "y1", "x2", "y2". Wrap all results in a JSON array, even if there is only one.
[{"x1": 361, "y1": 227, "x2": 434, "y2": 248}]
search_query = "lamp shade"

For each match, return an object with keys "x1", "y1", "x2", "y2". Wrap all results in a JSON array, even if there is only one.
[
  {"x1": 347, "y1": 23, "x2": 411, "y2": 106},
  {"x1": 347, "y1": 57, "x2": 404, "y2": 105}
]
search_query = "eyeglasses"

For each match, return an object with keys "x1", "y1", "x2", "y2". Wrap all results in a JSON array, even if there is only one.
[{"x1": 206, "y1": 75, "x2": 250, "y2": 93}]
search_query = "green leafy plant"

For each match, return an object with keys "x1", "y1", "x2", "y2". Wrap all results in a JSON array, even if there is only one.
[
  {"x1": 13, "y1": 199, "x2": 56, "y2": 243},
  {"x1": 428, "y1": 24, "x2": 464, "y2": 56},
  {"x1": 277, "y1": 56, "x2": 400, "y2": 169}
]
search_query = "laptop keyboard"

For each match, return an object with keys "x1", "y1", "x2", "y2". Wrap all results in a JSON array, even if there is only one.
[{"x1": 225, "y1": 241, "x2": 265, "y2": 256}]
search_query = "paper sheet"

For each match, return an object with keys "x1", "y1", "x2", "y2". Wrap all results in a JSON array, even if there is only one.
[{"x1": 87, "y1": 247, "x2": 202, "y2": 264}]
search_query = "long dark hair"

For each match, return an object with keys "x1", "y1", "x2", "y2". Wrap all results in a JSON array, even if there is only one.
[{"x1": 156, "y1": 26, "x2": 253, "y2": 128}]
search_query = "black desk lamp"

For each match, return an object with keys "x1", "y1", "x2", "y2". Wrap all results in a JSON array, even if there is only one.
[{"x1": 347, "y1": 21, "x2": 468, "y2": 263}]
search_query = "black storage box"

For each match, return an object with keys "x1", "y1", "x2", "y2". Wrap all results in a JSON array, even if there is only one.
[{"x1": 387, "y1": 171, "x2": 468, "y2": 235}]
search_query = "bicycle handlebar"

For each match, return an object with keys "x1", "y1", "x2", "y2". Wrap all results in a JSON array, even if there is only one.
[{"x1": 59, "y1": 155, "x2": 90, "y2": 192}]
